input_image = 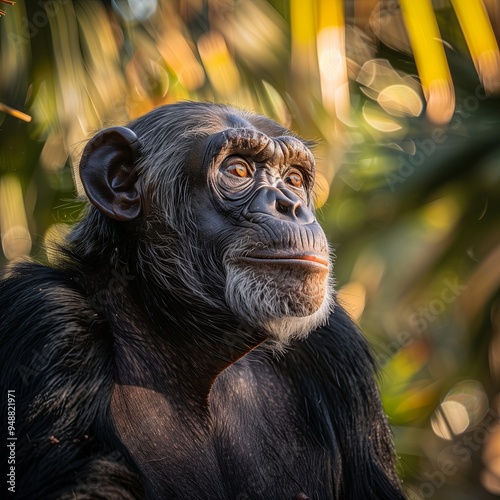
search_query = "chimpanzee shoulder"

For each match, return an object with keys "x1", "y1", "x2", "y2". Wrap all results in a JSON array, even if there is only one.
[{"x1": 0, "y1": 261, "x2": 144, "y2": 499}]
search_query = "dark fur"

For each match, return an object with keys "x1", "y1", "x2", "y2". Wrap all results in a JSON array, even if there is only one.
[{"x1": 0, "y1": 102, "x2": 404, "y2": 499}]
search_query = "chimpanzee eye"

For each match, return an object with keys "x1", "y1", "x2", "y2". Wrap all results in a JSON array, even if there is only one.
[
  {"x1": 285, "y1": 172, "x2": 304, "y2": 189},
  {"x1": 227, "y1": 160, "x2": 251, "y2": 178}
]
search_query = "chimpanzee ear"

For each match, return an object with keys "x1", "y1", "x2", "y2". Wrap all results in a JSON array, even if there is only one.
[{"x1": 79, "y1": 126, "x2": 142, "y2": 221}]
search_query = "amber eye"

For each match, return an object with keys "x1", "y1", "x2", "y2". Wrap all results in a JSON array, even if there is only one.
[
  {"x1": 227, "y1": 161, "x2": 251, "y2": 178},
  {"x1": 286, "y1": 172, "x2": 303, "y2": 188}
]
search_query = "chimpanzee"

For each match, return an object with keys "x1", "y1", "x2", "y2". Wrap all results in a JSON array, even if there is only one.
[{"x1": 0, "y1": 102, "x2": 404, "y2": 499}]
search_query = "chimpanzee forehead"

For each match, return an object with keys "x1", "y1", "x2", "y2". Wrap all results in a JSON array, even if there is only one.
[
  {"x1": 205, "y1": 127, "x2": 315, "y2": 168},
  {"x1": 223, "y1": 112, "x2": 255, "y2": 129}
]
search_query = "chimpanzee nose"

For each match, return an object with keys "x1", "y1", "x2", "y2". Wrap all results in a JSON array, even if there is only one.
[{"x1": 246, "y1": 186, "x2": 315, "y2": 224}]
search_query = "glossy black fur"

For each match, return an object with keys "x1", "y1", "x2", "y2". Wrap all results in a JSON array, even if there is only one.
[{"x1": 0, "y1": 102, "x2": 404, "y2": 499}]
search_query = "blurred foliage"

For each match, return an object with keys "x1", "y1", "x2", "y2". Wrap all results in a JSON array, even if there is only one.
[{"x1": 1, "y1": 0, "x2": 500, "y2": 498}]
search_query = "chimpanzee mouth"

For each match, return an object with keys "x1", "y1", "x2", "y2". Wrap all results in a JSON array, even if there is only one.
[{"x1": 239, "y1": 252, "x2": 329, "y2": 270}]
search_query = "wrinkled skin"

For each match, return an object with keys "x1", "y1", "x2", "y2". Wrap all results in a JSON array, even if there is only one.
[{"x1": 189, "y1": 126, "x2": 333, "y2": 341}]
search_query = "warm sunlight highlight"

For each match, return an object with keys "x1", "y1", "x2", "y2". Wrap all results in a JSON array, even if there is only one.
[
  {"x1": 317, "y1": 0, "x2": 350, "y2": 122},
  {"x1": 451, "y1": 0, "x2": 500, "y2": 94},
  {"x1": 0, "y1": 176, "x2": 31, "y2": 260},
  {"x1": 400, "y1": 0, "x2": 455, "y2": 124}
]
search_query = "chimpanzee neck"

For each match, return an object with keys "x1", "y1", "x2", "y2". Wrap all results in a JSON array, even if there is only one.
[
  {"x1": 101, "y1": 268, "x2": 266, "y2": 410},
  {"x1": 63, "y1": 229, "x2": 267, "y2": 409}
]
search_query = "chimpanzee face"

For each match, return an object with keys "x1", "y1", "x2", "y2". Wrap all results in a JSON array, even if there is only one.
[
  {"x1": 79, "y1": 103, "x2": 334, "y2": 344},
  {"x1": 187, "y1": 116, "x2": 333, "y2": 343}
]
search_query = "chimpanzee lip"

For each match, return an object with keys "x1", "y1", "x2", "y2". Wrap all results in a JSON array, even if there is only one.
[{"x1": 239, "y1": 252, "x2": 329, "y2": 269}]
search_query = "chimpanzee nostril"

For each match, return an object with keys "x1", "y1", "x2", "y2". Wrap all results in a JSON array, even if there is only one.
[
  {"x1": 246, "y1": 186, "x2": 315, "y2": 224},
  {"x1": 276, "y1": 200, "x2": 291, "y2": 215}
]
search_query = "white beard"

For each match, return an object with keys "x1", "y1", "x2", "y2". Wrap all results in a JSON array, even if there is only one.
[{"x1": 224, "y1": 262, "x2": 335, "y2": 347}]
